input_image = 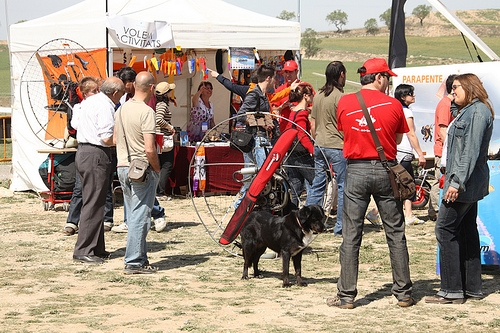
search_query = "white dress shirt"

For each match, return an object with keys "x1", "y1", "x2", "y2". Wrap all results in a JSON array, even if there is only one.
[{"x1": 75, "y1": 92, "x2": 115, "y2": 147}]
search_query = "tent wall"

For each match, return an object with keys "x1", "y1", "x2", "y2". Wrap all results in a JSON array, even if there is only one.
[{"x1": 8, "y1": 0, "x2": 300, "y2": 191}]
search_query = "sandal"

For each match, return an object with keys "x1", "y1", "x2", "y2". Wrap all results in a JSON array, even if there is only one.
[{"x1": 326, "y1": 296, "x2": 354, "y2": 309}]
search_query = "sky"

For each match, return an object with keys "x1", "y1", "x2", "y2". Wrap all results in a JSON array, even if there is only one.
[{"x1": 0, "y1": 0, "x2": 498, "y2": 41}]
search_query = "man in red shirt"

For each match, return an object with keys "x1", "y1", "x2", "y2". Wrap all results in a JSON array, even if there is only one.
[
  {"x1": 428, "y1": 74, "x2": 456, "y2": 220},
  {"x1": 327, "y1": 58, "x2": 414, "y2": 309},
  {"x1": 272, "y1": 60, "x2": 311, "y2": 133}
]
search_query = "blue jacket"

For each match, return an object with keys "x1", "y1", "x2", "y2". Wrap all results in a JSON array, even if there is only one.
[{"x1": 445, "y1": 99, "x2": 493, "y2": 203}]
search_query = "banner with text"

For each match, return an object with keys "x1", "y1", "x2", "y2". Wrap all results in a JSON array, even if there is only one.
[{"x1": 106, "y1": 15, "x2": 175, "y2": 49}]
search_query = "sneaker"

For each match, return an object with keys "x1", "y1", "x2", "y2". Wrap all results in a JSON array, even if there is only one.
[
  {"x1": 104, "y1": 221, "x2": 114, "y2": 232},
  {"x1": 123, "y1": 264, "x2": 158, "y2": 275},
  {"x1": 397, "y1": 297, "x2": 415, "y2": 307},
  {"x1": 153, "y1": 216, "x2": 167, "y2": 233},
  {"x1": 260, "y1": 252, "x2": 280, "y2": 260},
  {"x1": 365, "y1": 211, "x2": 382, "y2": 226},
  {"x1": 326, "y1": 296, "x2": 354, "y2": 309},
  {"x1": 111, "y1": 223, "x2": 128, "y2": 233},
  {"x1": 405, "y1": 215, "x2": 425, "y2": 226},
  {"x1": 64, "y1": 223, "x2": 78, "y2": 236}
]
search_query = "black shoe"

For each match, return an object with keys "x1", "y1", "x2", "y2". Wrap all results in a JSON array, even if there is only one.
[
  {"x1": 73, "y1": 255, "x2": 104, "y2": 264},
  {"x1": 123, "y1": 264, "x2": 158, "y2": 274}
]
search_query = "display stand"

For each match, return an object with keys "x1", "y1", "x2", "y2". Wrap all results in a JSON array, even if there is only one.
[{"x1": 37, "y1": 148, "x2": 77, "y2": 211}]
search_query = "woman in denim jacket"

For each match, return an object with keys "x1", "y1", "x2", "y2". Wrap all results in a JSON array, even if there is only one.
[{"x1": 426, "y1": 73, "x2": 494, "y2": 305}]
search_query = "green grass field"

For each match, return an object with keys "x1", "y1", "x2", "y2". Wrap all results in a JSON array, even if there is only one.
[
  {"x1": 319, "y1": 35, "x2": 500, "y2": 63},
  {"x1": 0, "y1": 45, "x2": 11, "y2": 106}
]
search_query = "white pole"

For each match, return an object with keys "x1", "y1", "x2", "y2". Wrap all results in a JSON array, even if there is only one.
[{"x1": 297, "y1": 0, "x2": 301, "y2": 24}]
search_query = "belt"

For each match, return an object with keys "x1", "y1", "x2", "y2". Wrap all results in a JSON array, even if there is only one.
[
  {"x1": 78, "y1": 142, "x2": 110, "y2": 150},
  {"x1": 347, "y1": 159, "x2": 397, "y2": 165}
]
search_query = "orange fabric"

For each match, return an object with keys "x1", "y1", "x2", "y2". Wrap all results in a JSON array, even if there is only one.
[
  {"x1": 46, "y1": 110, "x2": 68, "y2": 140},
  {"x1": 40, "y1": 48, "x2": 106, "y2": 140}
]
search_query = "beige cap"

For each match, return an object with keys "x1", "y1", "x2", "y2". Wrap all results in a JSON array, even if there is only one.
[{"x1": 155, "y1": 81, "x2": 176, "y2": 95}]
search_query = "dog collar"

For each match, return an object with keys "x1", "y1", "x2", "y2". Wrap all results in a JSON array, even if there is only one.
[{"x1": 295, "y1": 214, "x2": 305, "y2": 234}]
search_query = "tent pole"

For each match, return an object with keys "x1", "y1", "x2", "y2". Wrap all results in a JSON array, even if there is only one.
[{"x1": 105, "y1": 0, "x2": 110, "y2": 76}]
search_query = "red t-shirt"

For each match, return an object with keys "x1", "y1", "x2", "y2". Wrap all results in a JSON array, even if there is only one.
[
  {"x1": 285, "y1": 109, "x2": 314, "y2": 154},
  {"x1": 337, "y1": 89, "x2": 409, "y2": 160},
  {"x1": 433, "y1": 96, "x2": 454, "y2": 157}
]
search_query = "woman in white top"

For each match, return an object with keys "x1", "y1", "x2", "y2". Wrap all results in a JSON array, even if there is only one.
[
  {"x1": 395, "y1": 84, "x2": 427, "y2": 225},
  {"x1": 187, "y1": 81, "x2": 215, "y2": 142}
]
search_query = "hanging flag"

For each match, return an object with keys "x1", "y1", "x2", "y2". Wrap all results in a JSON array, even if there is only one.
[
  {"x1": 388, "y1": 0, "x2": 408, "y2": 69},
  {"x1": 106, "y1": 15, "x2": 175, "y2": 49}
]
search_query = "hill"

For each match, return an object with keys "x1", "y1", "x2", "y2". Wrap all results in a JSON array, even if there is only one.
[{"x1": 307, "y1": 9, "x2": 500, "y2": 64}]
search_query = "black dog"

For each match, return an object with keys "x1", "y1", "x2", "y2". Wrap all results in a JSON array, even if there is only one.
[{"x1": 240, "y1": 205, "x2": 325, "y2": 287}]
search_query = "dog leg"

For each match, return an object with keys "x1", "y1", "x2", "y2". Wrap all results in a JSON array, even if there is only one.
[
  {"x1": 253, "y1": 246, "x2": 266, "y2": 278},
  {"x1": 281, "y1": 251, "x2": 292, "y2": 288},
  {"x1": 242, "y1": 250, "x2": 250, "y2": 280},
  {"x1": 292, "y1": 251, "x2": 307, "y2": 287}
]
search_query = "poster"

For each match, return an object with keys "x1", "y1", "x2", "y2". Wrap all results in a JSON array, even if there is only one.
[{"x1": 229, "y1": 48, "x2": 255, "y2": 70}]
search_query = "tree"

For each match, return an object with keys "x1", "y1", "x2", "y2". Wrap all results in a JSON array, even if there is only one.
[
  {"x1": 412, "y1": 4, "x2": 432, "y2": 26},
  {"x1": 364, "y1": 18, "x2": 379, "y2": 35},
  {"x1": 301, "y1": 28, "x2": 321, "y2": 58},
  {"x1": 276, "y1": 10, "x2": 296, "y2": 21},
  {"x1": 379, "y1": 8, "x2": 391, "y2": 30},
  {"x1": 325, "y1": 10, "x2": 348, "y2": 32}
]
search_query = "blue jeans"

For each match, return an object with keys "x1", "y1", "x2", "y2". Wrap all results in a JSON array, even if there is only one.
[
  {"x1": 123, "y1": 197, "x2": 164, "y2": 223},
  {"x1": 286, "y1": 152, "x2": 315, "y2": 206},
  {"x1": 234, "y1": 135, "x2": 270, "y2": 209},
  {"x1": 306, "y1": 147, "x2": 346, "y2": 235},
  {"x1": 435, "y1": 201, "x2": 482, "y2": 298},
  {"x1": 338, "y1": 160, "x2": 412, "y2": 302},
  {"x1": 118, "y1": 167, "x2": 159, "y2": 266}
]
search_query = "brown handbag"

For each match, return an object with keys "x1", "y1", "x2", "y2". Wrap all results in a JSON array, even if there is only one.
[{"x1": 355, "y1": 92, "x2": 416, "y2": 201}]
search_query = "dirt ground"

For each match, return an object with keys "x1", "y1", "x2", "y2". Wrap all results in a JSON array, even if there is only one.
[{"x1": 0, "y1": 184, "x2": 499, "y2": 332}]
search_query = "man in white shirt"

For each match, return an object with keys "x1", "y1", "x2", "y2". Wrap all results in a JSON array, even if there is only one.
[{"x1": 73, "y1": 77, "x2": 124, "y2": 264}]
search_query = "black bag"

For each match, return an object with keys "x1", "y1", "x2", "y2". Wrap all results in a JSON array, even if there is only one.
[
  {"x1": 128, "y1": 159, "x2": 149, "y2": 183},
  {"x1": 290, "y1": 138, "x2": 308, "y2": 154},
  {"x1": 387, "y1": 163, "x2": 416, "y2": 201},
  {"x1": 230, "y1": 129, "x2": 254, "y2": 153},
  {"x1": 38, "y1": 153, "x2": 76, "y2": 198}
]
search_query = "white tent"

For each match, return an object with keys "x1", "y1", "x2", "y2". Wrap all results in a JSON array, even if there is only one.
[{"x1": 8, "y1": 0, "x2": 301, "y2": 192}]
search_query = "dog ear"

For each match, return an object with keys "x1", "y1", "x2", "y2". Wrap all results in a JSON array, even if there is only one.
[{"x1": 298, "y1": 205, "x2": 311, "y2": 221}]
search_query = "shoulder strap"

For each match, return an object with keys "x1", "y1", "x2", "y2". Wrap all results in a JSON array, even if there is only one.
[
  {"x1": 291, "y1": 109, "x2": 307, "y2": 128},
  {"x1": 118, "y1": 107, "x2": 132, "y2": 163},
  {"x1": 355, "y1": 91, "x2": 388, "y2": 163}
]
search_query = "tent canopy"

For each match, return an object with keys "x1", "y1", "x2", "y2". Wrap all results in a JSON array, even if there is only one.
[
  {"x1": 8, "y1": 0, "x2": 301, "y2": 192},
  {"x1": 9, "y1": 0, "x2": 301, "y2": 53}
]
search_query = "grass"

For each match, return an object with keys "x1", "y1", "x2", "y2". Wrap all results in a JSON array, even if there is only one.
[{"x1": 0, "y1": 45, "x2": 10, "y2": 107}]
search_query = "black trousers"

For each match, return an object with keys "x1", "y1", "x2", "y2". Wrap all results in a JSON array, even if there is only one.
[{"x1": 73, "y1": 143, "x2": 112, "y2": 256}]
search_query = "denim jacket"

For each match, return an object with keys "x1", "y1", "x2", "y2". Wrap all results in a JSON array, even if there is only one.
[{"x1": 444, "y1": 99, "x2": 493, "y2": 203}]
